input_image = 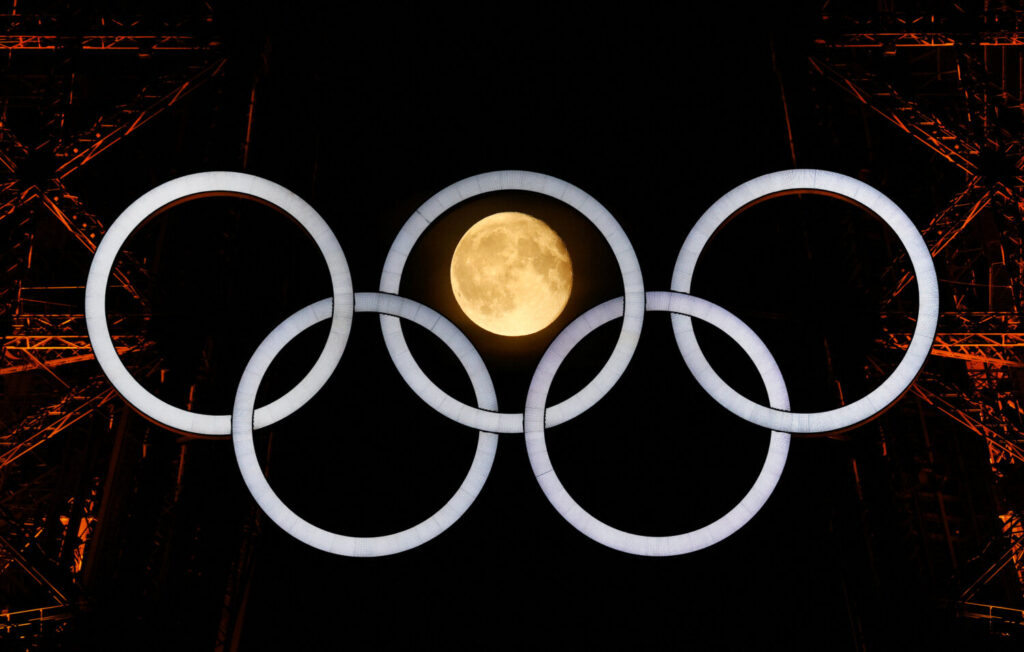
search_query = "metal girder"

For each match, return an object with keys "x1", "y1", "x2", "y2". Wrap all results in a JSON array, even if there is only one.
[
  {"x1": 821, "y1": 33, "x2": 1024, "y2": 48},
  {"x1": 0, "y1": 527, "x2": 68, "y2": 606},
  {"x1": 2, "y1": 311, "x2": 152, "y2": 378},
  {"x1": 923, "y1": 179, "x2": 992, "y2": 259},
  {"x1": 818, "y1": 11, "x2": 1024, "y2": 49},
  {"x1": 1, "y1": 340, "x2": 147, "y2": 376},
  {"x1": 0, "y1": 138, "x2": 151, "y2": 320},
  {"x1": 0, "y1": 377, "x2": 117, "y2": 471},
  {"x1": 958, "y1": 513, "x2": 1024, "y2": 602},
  {"x1": 35, "y1": 180, "x2": 151, "y2": 301},
  {"x1": 0, "y1": 34, "x2": 211, "y2": 51},
  {"x1": 883, "y1": 177, "x2": 992, "y2": 306},
  {"x1": 908, "y1": 378, "x2": 1024, "y2": 465},
  {"x1": 883, "y1": 331, "x2": 1024, "y2": 367},
  {"x1": 954, "y1": 51, "x2": 1024, "y2": 141},
  {"x1": 0, "y1": 125, "x2": 29, "y2": 172},
  {"x1": 957, "y1": 601, "x2": 1024, "y2": 627},
  {"x1": 816, "y1": 18, "x2": 1024, "y2": 571},
  {"x1": 52, "y1": 57, "x2": 226, "y2": 178},
  {"x1": 5, "y1": 313, "x2": 141, "y2": 336},
  {"x1": 0, "y1": 8, "x2": 224, "y2": 645},
  {"x1": 881, "y1": 311, "x2": 1024, "y2": 367},
  {"x1": 0, "y1": 604, "x2": 74, "y2": 636},
  {"x1": 810, "y1": 55, "x2": 983, "y2": 175},
  {"x1": 0, "y1": 183, "x2": 32, "y2": 223},
  {"x1": 0, "y1": 51, "x2": 227, "y2": 324}
]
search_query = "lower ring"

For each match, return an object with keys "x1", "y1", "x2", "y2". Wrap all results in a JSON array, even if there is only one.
[
  {"x1": 524, "y1": 290, "x2": 791, "y2": 556},
  {"x1": 232, "y1": 293, "x2": 499, "y2": 557}
]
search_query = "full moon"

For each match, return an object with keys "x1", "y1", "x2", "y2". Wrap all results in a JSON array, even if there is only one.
[{"x1": 450, "y1": 212, "x2": 573, "y2": 336}]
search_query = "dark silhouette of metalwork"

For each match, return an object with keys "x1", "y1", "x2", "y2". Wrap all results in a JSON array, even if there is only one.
[
  {"x1": 0, "y1": 3, "x2": 228, "y2": 643},
  {"x1": 813, "y1": 1, "x2": 1024, "y2": 630}
]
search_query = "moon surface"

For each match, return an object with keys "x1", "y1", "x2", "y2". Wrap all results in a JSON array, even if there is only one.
[{"x1": 450, "y1": 212, "x2": 573, "y2": 336}]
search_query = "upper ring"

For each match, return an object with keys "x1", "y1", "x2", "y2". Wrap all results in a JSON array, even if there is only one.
[
  {"x1": 84, "y1": 171, "x2": 354, "y2": 436},
  {"x1": 379, "y1": 170, "x2": 645, "y2": 433},
  {"x1": 670, "y1": 169, "x2": 939, "y2": 434}
]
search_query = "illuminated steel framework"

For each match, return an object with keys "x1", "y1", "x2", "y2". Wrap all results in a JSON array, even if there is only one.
[
  {"x1": 814, "y1": 3, "x2": 1024, "y2": 629},
  {"x1": 0, "y1": 4, "x2": 238, "y2": 644}
]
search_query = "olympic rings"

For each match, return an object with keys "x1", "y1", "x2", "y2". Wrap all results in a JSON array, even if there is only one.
[{"x1": 84, "y1": 168, "x2": 939, "y2": 556}]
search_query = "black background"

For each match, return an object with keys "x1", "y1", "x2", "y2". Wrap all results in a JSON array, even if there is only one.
[{"x1": 49, "y1": 2, "x2": 986, "y2": 649}]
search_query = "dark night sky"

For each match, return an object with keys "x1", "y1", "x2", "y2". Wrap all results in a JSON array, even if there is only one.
[{"x1": 51, "y1": 2, "x2": 988, "y2": 649}]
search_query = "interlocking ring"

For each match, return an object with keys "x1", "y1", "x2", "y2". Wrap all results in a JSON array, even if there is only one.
[
  {"x1": 379, "y1": 171, "x2": 645, "y2": 433},
  {"x1": 524, "y1": 291, "x2": 791, "y2": 556},
  {"x1": 671, "y1": 169, "x2": 939, "y2": 433},
  {"x1": 85, "y1": 169, "x2": 939, "y2": 557},
  {"x1": 84, "y1": 172, "x2": 354, "y2": 436},
  {"x1": 232, "y1": 294, "x2": 498, "y2": 556}
]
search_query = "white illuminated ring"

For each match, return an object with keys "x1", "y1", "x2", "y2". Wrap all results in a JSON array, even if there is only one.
[
  {"x1": 671, "y1": 169, "x2": 939, "y2": 434},
  {"x1": 232, "y1": 293, "x2": 498, "y2": 557},
  {"x1": 379, "y1": 170, "x2": 645, "y2": 434},
  {"x1": 84, "y1": 171, "x2": 354, "y2": 436},
  {"x1": 525, "y1": 290, "x2": 791, "y2": 556}
]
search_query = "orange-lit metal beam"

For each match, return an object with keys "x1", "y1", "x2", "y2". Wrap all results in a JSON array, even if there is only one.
[
  {"x1": 957, "y1": 601, "x2": 1024, "y2": 626},
  {"x1": 810, "y1": 56, "x2": 982, "y2": 175},
  {"x1": 898, "y1": 376, "x2": 1024, "y2": 465},
  {"x1": 884, "y1": 178, "x2": 992, "y2": 305},
  {"x1": 820, "y1": 34, "x2": 1024, "y2": 48},
  {"x1": 819, "y1": 4, "x2": 1024, "y2": 614},
  {"x1": 36, "y1": 183, "x2": 149, "y2": 304},
  {"x1": 882, "y1": 332, "x2": 1024, "y2": 367},
  {"x1": 3, "y1": 333, "x2": 142, "y2": 351},
  {"x1": 1, "y1": 57, "x2": 227, "y2": 314},
  {"x1": 0, "y1": 34, "x2": 211, "y2": 50},
  {"x1": 818, "y1": 12, "x2": 1024, "y2": 49},
  {"x1": 0, "y1": 380, "x2": 117, "y2": 470},
  {"x1": 0, "y1": 605, "x2": 73, "y2": 634},
  {"x1": 959, "y1": 513, "x2": 1024, "y2": 601},
  {"x1": 0, "y1": 533, "x2": 67, "y2": 606},
  {"x1": 0, "y1": 349, "x2": 133, "y2": 376},
  {"x1": 53, "y1": 58, "x2": 226, "y2": 178}
]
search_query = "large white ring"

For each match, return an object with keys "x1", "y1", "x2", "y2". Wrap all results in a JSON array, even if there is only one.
[
  {"x1": 524, "y1": 290, "x2": 791, "y2": 556},
  {"x1": 232, "y1": 293, "x2": 498, "y2": 557},
  {"x1": 379, "y1": 170, "x2": 645, "y2": 434},
  {"x1": 85, "y1": 171, "x2": 354, "y2": 436},
  {"x1": 671, "y1": 169, "x2": 939, "y2": 434}
]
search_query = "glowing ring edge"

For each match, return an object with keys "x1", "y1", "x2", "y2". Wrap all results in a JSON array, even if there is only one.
[
  {"x1": 524, "y1": 290, "x2": 791, "y2": 556},
  {"x1": 84, "y1": 171, "x2": 354, "y2": 436},
  {"x1": 670, "y1": 169, "x2": 939, "y2": 434},
  {"x1": 379, "y1": 170, "x2": 644, "y2": 434}
]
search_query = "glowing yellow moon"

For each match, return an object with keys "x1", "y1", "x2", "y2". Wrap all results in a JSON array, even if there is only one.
[{"x1": 450, "y1": 212, "x2": 572, "y2": 336}]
